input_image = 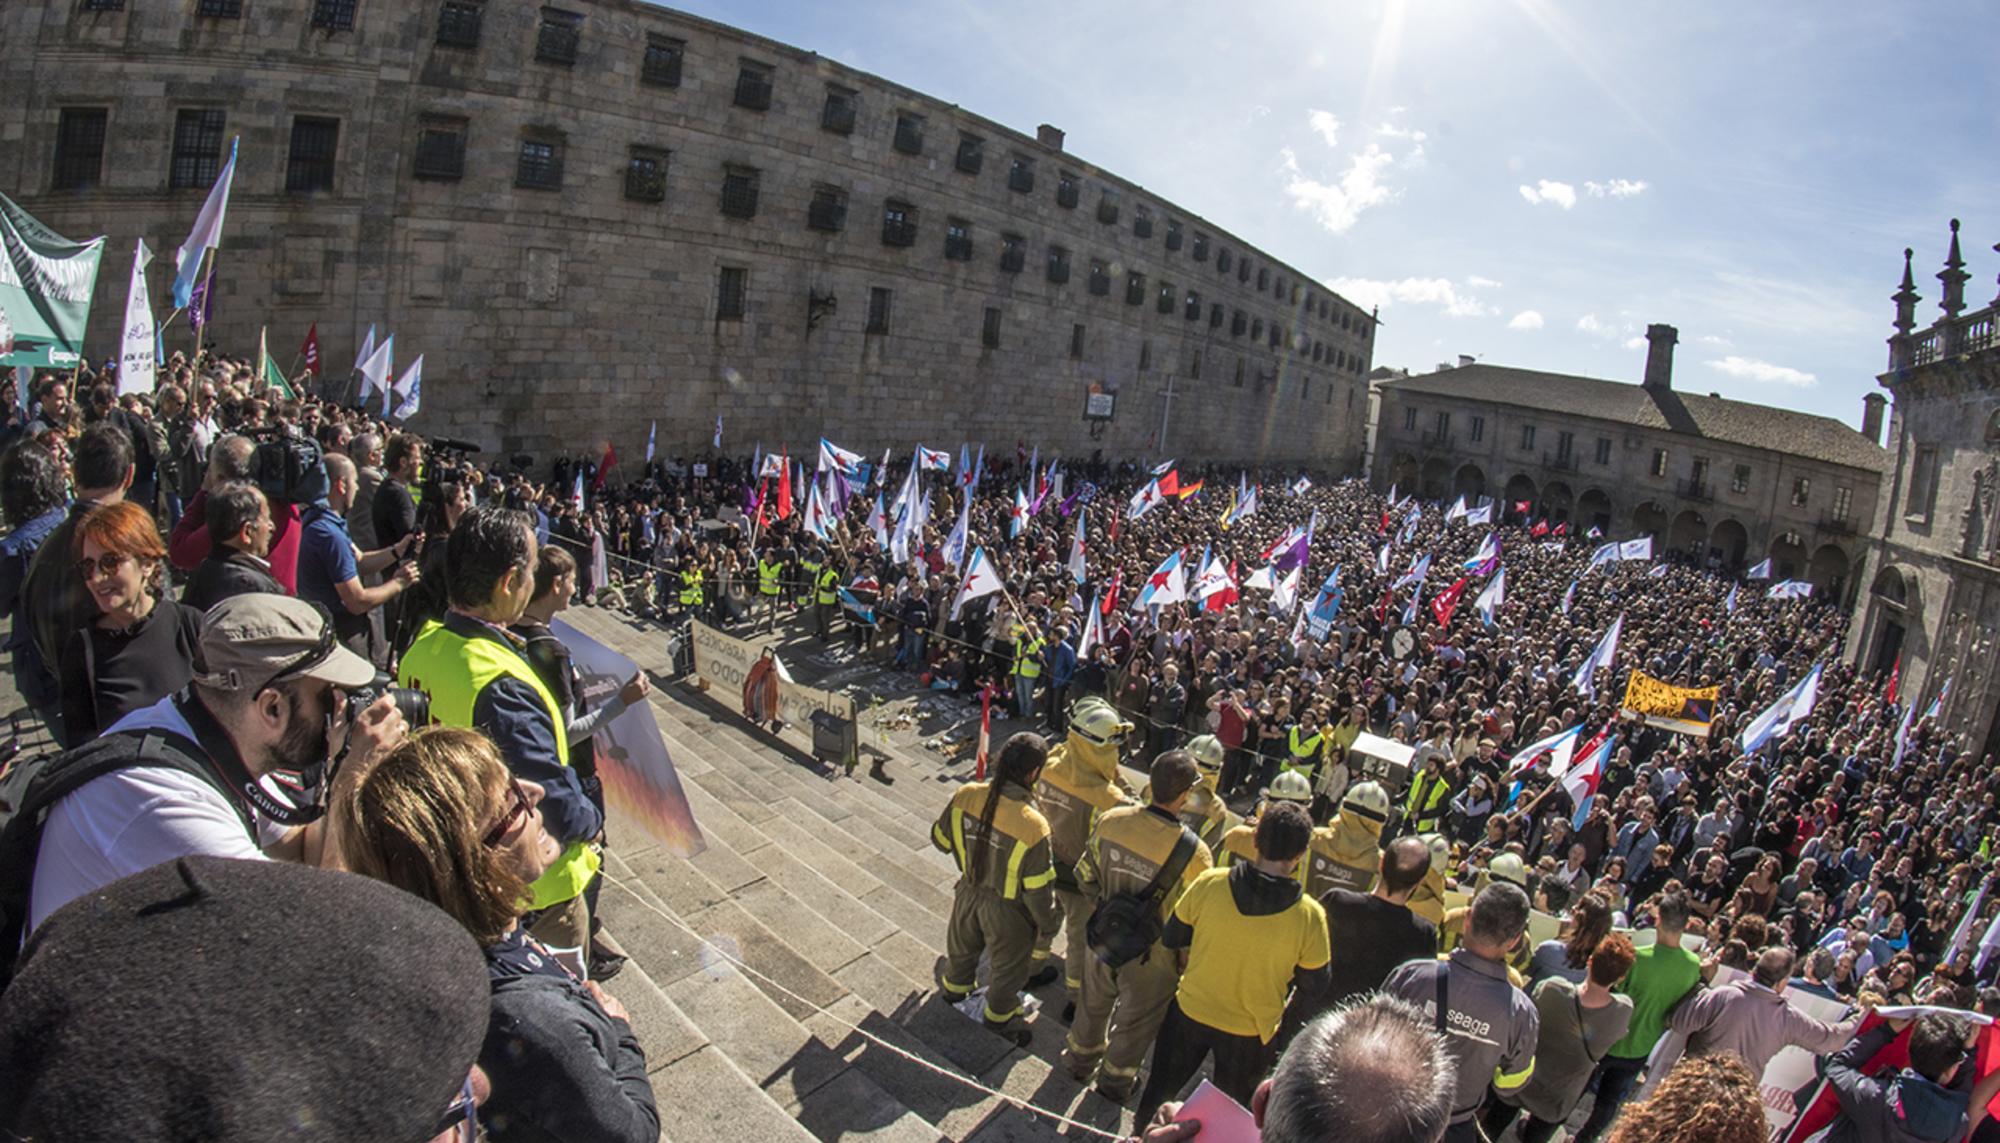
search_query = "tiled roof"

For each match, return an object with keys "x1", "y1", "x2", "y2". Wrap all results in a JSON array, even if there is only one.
[{"x1": 1380, "y1": 363, "x2": 1887, "y2": 473}]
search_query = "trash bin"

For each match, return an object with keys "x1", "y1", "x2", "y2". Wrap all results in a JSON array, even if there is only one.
[{"x1": 811, "y1": 709, "x2": 856, "y2": 770}]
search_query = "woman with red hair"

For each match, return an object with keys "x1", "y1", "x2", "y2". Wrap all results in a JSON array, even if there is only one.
[{"x1": 58, "y1": 500, "x2": 202, "y2": 744}]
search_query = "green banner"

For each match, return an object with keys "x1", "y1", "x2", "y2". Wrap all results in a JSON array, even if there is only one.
[{"x1": 0, "y1": 193, "x2": 104, "y2": 369}]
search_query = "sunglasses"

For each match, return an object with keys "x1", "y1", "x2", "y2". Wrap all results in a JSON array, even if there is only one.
[
  {"x1": 430, "y1": 1074, "x2": 477, "y2": 1142},
  {"x1": 482, "y1": 780, "x2": 532, "y2": 848},
  {"x1": 73, "y1": 552, "x2": 134, "y2": 581}
]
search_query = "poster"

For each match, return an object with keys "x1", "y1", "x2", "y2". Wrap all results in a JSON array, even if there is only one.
[
  {"x1": 1620, "y1": 669, "x2": 1720, "y2": 737},
  {"x1": 553, "y1": 617, "x2": 705, "y2": 858},
  {"x1": 689, "y1": 619, "x2": 855, "y2": 735}
]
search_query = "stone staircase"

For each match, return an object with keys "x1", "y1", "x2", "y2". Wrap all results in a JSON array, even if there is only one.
[{"x1": 563, "y1": 607, "x2": 1139, "y2": 1143}]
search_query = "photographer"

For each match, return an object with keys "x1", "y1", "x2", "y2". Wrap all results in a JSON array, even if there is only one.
[
  {"x1": 19, "y1": 593, "x2": 408, "y2": 937},
  {"x1": 398, "y1": 505, "x2": 603, "y2": 970},
  {"x1": 298, "y1": 452, "x2": 420, "y2": 658}
]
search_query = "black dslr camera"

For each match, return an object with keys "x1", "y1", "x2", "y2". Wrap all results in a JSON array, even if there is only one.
[{"x1": 350, "y1": 672, "x2": 431, "y2": 728}]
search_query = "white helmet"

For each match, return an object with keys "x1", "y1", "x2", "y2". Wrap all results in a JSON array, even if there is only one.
[
  {"x1": 1186, "y1": 734, "x2": 1226, "y2": 773},
  {"x1": 1264, "y1": 770, "x2": 1314, "y2": 803},
  {"x1": 1341, "y1": 781, "x2": 1390, "y2": 823},
  {"x1": 1068, "y1": 696, "x2": 1132, "y2": 749},
  {"x1": 1487, "y1": 852, "x2": 1530, "y2": 888},
  {"x1": 1422, "y1": 833, "x2": 1452, "y2": 874}
]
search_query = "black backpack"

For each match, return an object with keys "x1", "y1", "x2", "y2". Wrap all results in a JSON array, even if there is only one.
[
  {"x1": 0, "y1": 728, "x2": 246, "y2": 987},
  {"x1": 1085, "y1": 825, "x2": 1200, "y2": 969}
]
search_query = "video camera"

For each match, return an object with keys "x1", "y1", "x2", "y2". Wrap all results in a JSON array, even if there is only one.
[{"x1": 243, "y1": 425, "x2": 329, "y2": 506}]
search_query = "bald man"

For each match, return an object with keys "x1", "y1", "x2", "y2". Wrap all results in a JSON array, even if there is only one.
[{"x1": 297, "y1": 451, "x2": 421, "y2": 655}]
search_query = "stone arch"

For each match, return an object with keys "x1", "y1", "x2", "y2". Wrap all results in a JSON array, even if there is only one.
[
  {"x1": 1503, "y1": 473, "x2": 1538, "y2": 518},
  {"x1": 1389, "y1": 452, "x2": 1420, "y2": 496},
  {"x1": 1808, "y1": 544, "x2": 1851, "y2": 603},
  {"x1": 1709, "y1": 518, "x2": 1749, "y2": 568},
  {"x1": 1577, "y1": 488, "x2": 1615, "y2": 533},
  {"x1": 1871, "y1": 562, "x2": 1913, "y2": 607},
  {"x1": 1768, "y1": 529, "x2": 1808, "y2": 580},
  {"x1": 1453, "y1": 463, "x2": 1487, "y2": 502},
  {"x1": 1668, "y1": 508, "x2": 1707, "y2": 555},
  {"x1": 1632, "y1": 500, "x2": 1670, "y2": 538},
  {"x1": 1863, "y1": 563, "x2": 1921, "y2": 676},
  {"x1": 1541, "y1": 480, "x2": 1574, "y2": 523},
  {"x1": 1420, "y1": 456, "x2": 1451, "y2": 501}
]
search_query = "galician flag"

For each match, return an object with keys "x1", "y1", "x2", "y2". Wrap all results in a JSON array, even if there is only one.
[
  {"x1": 390, "y1": 355, "x2": 422, "y2": 421},
  {"x1": 354, "y1": 324, "x2": 376, "y2": 373},
  {"x1": 1008, "y1": 486, "x2": 1030, "y2": 538},
  {"x1": 951, "y1": 547, "x2": 1003, "y2": 619},
  {"x1": 1504, "y1": 723, "x2": 1583, "y2": 781},
  {"x1": 1464, "y1": 502, "x2": 1493, "y2": 526},
  {"x1": 1077, "y1": 592, "x2": 1104, "y2": 657},
  {"x1": 1270, "y1": 565, "x2": 1302, "y2": 615},
  {"x1": 1135, "y1": 549, "x2": 1188, "y2": 609},
  {"x1": 172, "y1": 137, "x2": 239, "y2": 309},
  {"x1": 1571, "y1": 613, "x2": 1625, "y2": 700},
  {"x1": 1746, "y1": 557, "x2": 1773, "y2": 580},
  {"x1": 1563, "y1": 725, "x2": 1618, "y2": 829},
  {"x1": 1724, "y1": 582, "x2": 1739, "y2": 614},
  {"x1": 916, "y1": 445, "x2": 951, "y2": 471},
  {"x1": 1128, "y1": 477, "x2": 1165, "y2": 519},
  {"x1": 1445, "y1": 496, "x2": 1468, "y2": 523},
  {"x1": 1463, "y1": 533, "x2": 1498, "y2": 570},
  {"x1": 1561, "y1": 579, "x2": 1577, "y2": 616},
  {"x1": 1738, "y1": 662, "x2": 1823, "y2": 754},
  {"x1": 942, "y1": 492, "x2": 970, "y2": 569},
  {"x1": 819, "y1": 437, "x2": 864, "y2": 475},
  {"x1": 357, "y1": 334, "x2": 394, "y2": 406},
  {"x1": 1474, "y1": 565, "x2": 1506, "y2": 627},
  {"x1": 1067, "y1": 513, "x2": 1086, "y2": 584},
  {"x1": 1768, "y1": 580, "x2": 1815, "y2": 600}
]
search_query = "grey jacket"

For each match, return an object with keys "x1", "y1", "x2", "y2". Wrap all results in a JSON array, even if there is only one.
[
  {"x1": 481, "y1": 972, "x2": 659, "y2": 1143},
  {"x1": 1668, "y1": 977, "x2": 1858, "y2": 1077}
]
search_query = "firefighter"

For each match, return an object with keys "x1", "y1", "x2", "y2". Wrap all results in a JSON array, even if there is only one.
[
  {"x1": 931, "y1": 732, "x2": 1060, "y2": 1047},
  {"x1": 1302, "y1": 780, "x2": 1391, "y2": 898},
  {"x1": 1215, "y1": 769, "x2": 1312, "y2": 872},
  {"x1": 1033, "y1": 696, "x2": 1136, "y2": 1008},
  {"x1": 1142, "y1": 733, "x2": 1235, "y2": 854},
  {"x1": 1407, "y1": 833, "x2": 1453, "y2": 929},
  {"x1": 1063, "y1": 750, "x2": 1214, "y2": 1103}
]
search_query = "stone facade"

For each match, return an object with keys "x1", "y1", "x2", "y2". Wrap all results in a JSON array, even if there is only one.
[
  {"x1": 1373, "y1": 326, "x2": 1886, "y2": 605},
  {"x1": 1849, "y1": 225, "x2": 2000, "y2": 760},
  {"x1": 0, "y1": 0, "x2": 1373, "y2": 466}
]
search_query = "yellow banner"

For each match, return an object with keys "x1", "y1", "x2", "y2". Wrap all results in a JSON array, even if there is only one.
[{"x1": 1620, "y1": 670, "x2": 1719, "y2": 737}]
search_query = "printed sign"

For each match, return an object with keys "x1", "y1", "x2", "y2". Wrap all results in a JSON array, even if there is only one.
[{"x1": 689, "y1": 620, "x2": 856, "y2": 741}]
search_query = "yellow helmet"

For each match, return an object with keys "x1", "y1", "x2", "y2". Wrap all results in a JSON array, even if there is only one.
[
  {"x1": 1264, "y1": 770, "x2": 1314, "y2": 803},
  {"x1": 1068, "y1": 696, "x2": 1132, "y2": 749},
  {"x1": 1341, "y1": 781, "x2": 1390, "y2": 823},
  {"x1": 1487, "y1": 852, "x2": 1530, "y2": 888},
  {"x1": 1186, "y1": 734, "x2": 1226, "y2": 773},
  {"x1": 1422, "y1": 833, "x2": 1452, "y2": 874}
]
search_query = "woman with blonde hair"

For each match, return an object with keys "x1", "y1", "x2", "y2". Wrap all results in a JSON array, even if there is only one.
[{"x1": 336, "y1": 727, "x2": 659, "y2": 1143}]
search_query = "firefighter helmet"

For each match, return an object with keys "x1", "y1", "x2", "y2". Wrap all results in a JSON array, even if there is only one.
[
  {"x1": 1185, "y1": 735, "x2": 1226, "y2": 773},
  {"x1": 1487, "y1": 852, "x2": 1530, "y2": 888},
  {"x1": 1422, "y1": 833, "x2": 1452, "y2": 874},
  {"x1": 1341, "y1": 780, "x2": 1391, "y2": 823},
  {"x1": 1068, "y1": 696, "x2": 1133, "y2": 749}
]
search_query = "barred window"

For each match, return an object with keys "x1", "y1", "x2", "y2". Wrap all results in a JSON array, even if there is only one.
[
  {"x1": 806, "y1": 185, "x2": 846, "y2": 232},
  {"x1": 412, "y1": 122, "x2": 466, "y2": 180},
  {"x1": 1134, "y1": 206, "x2": 1153, "y2": 239},
  {"x1": 716, "y1": 267, "x2": 747, "y2": 321},
  {"x1": 866, "y1": 287, "x2": 891, "y2": 334},
  {"x1": 881, "y1": 200, "x2": 917, "y2": 247},
  {"x1": 625, "y1": 147, "x2": 667, "y2": 203},
  {"x1": 169, "y1": 109, "x2": 226, "y2": 190},
  {"x1": 197, "y1": 0, "x2": 243, "y2": 17},
  {"x1": 536, "y1": 8, "x2": 581, "y2": 66},
  {"x1": 1097, "y1": 189, "x2": 1120, "y2": 226},
  {"x1": 1217, "y1": 248, "x2": 1232, "y2": 274},
  {"x1": 1070, "y1": 323, "x2": 1085, "y2": 359},
  {"x1": 1046, "y1": 246, "x2": 1071, "y2": 284},
  {"x1": 733, "y1": 62, "x2": 773, "y2": 111},
  {"x1": 435, "y1": 1, "x2": 482, "y2": 48},
  {"x1": 1157, "y1": 282, "x2": 1175, "y2": 315},
  {"x1": 943, "y1": 218, "x2": 972, "y2": 262},
  {"x1": 515, "y1": 138, "x2": 563, "y2": 190},
  {"x1": 1124, "y1": 270, "x2": 1144, "y2": 306},
  {"x1": 80, "y1": 0, "x2": 125, "y2": 10},
  {"x1": 642, "y1": 35, "x2": 683, "y2": 86},
  {"x1": 893, "y1": 113, "x2": 924, "y2": 156},
  {"x1": 720, "y1": 167, "x2": 758, "y2": 218},
  {"x1": 310, "y1": 0, "x2": 356, "y2": 31},
  {"x1": 1007, "y1": 155, "x2": 1034, "y2": 193},
  {"x1": 821, "y1": 87, "x2": 856, "y2": 134},
  {"x1": 1184, "y1": 290, "x2": 1200, "y2": 321},
  {"x1": 284, "y1": 116, "x2": 339, "y2": 193},
  {"x1": 1056, "y1": 170, "x2": 1079, "y2": 209},
  {"x1": 52, "y1": 108, "x2": 107, "y2": 191},
  {"x1": 955, "y1": 133, "x2": 983, "y2": 175},
  {"x1": 999, "y1": 233, "x2": 1025, "y2": 273},
  {"x1": 1192, "y1": 232, "x2": 1209, "y2": 261},
  {"x1": 1165, "y1": 220, "x2": 1183, "y2": 251},
  {"x1": 1088, "y1": 260, "x2": 1110, "y2": 296}
]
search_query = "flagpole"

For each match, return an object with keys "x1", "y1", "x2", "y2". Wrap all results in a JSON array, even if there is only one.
[{"x1": 187, "y1": 246, "x2": 216, "y2": 358}]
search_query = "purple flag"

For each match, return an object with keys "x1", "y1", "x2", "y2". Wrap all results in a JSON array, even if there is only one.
[{"x1": 187, "y1": 271, "x2": 215, "y2": 330}]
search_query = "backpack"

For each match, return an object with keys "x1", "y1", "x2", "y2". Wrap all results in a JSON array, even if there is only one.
[
  {"x1": 0, "y1": 728, "x2": 246, "y2": 987},
  {"x1": 1085, "y1": 825, "x2": 1200, "y2": 969}
]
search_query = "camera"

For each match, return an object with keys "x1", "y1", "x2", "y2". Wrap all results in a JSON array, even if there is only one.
[
  {"x1": 350, "y1": 673, "x2": 431, "y2": 728},
  {"x1": 245, "y1": 425, "x2": 330, "y2": 506}
]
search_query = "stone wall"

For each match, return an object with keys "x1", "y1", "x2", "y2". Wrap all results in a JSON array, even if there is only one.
[{"x1": 0, "y1": 0, "x2": 1372, "y2": 468}]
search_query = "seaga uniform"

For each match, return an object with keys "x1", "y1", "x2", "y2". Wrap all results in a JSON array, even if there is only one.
[
  {"x1": 1033, "y1": 737, "x2": 1134, "y2": 995},
  {"x1": 931, "y1": 781, "x2": 1060, "y2": 1028}
]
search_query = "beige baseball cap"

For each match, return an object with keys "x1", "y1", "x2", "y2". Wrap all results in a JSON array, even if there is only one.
[{"x1": 196, "y1": 594, "x2": 376, "y2": 693}]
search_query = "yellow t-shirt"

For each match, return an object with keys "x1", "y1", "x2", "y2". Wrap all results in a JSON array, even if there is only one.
[{"x1": 1172, "y1": 867, "x2": 1330, "y2": 1042}]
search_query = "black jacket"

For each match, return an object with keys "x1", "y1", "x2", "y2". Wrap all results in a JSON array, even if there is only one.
[
  {"x1": 181, "y1": 549, "x2": 284, "y2": 613},
  {"x1": 481, "y1": 970, "x2": 658, "y2": 1142},
  {"x1": 1817, "y1": 1023, "x2": 1971, "y2": 1143}
]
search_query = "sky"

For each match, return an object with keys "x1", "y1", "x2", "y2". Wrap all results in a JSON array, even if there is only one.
[{"x1": 663, "y1": 0, "x2": 1997, "y2": 434}]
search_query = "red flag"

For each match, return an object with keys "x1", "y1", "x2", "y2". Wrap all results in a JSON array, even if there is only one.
[
  {"x1": 1157, "y1": 470, "x2": 1180, "y2": 498},
  {"x1": 593, "y1": 444, "x2": 617, "y2": 491},
  {"x1": 1885, "y1": 655, "x2": 1902, "y2": 705},
  {"x1": 754, "y1": 478, "x2": 769, "y2": 528},
  {"x1": 1513, "y1": 499, "x2": 1531, "y2": 515},
  {"x1": 1781, "y1": 1014, "x2": 2000, "y2": 1142},
  {"x1": 300, "y1": 324, "x2": 321, "y2": 377},
  {"x1": 1205, "y1": 560, "x2": 1239, "y2": 612},
  {"x1": 975, "y1": 684, "x2": 994, "y2": 781},
  {"x1": 1376, "y1": 585, "x2": 1394, "y2": 623},
  {"x1": 1103, "y1": 569, "x2": 1123, "y2": 615},
  {"x1": 1553, "y1": 521, "x2": 1567, "y2": 537},
  {"x1": 777, "y1": 452, "x2": 793, "y2": 520},
  {"x1": 1430, "y1": 577, "x2": 1469, "y2": 627},
  {"x1": 1109, "y1": 513, "x2": 1119, "y2": 543},
  {"x1": 1379, "y1": 510, "x2": 1391, "y2": 535},
  {"x1": 1531, "y1": 519, "x2": 1550, "y2": 538}
]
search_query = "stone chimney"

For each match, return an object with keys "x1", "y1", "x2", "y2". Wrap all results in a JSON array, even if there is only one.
[
  {"x1": 1642, "y1": 323, "x2": 1678, "y2": 391},
  {"x1": 1457, "y1": 354, "x2": 1476, "y2": 368},
  {"x1": 1036, "y1": 123, "x2": 1065, "y2": 151},
  {"x1": 1861, "y1": 392, "x2": 1886, "y2": 444}
]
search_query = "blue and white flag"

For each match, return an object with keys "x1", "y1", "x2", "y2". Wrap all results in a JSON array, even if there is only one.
[
  {"x1": 1394, "y1": 554, "x2": 1431, "y2": 591},
  {"x1": 1464, "y1": 502, "x2": 1493, "y2": 527},
  {"x1": 1646, "y1": 563, "x2": 1668, "y2": 579},
  {"x1": 1308, "y1": 566, "x2": 1344, "y2": 626},
  {"x1": 1291, "y1": 475, "x2": 1312, "y2": 495},
  {"x1": 1561, "y1": 579, "x2": 1577, "y2": 616},
  {"x1": 942, "y1": 492, "x2": 971, "y2": 569},
  {"x1": 1136, "y1": 549, "x2": 1188, "y2": 609},
  {"x1": 867, "y1": 492, "x2": 889, "y2": 549},
  {"x1": 916, "y1": 444, "x2": 951, "y2": 471},
  {"x1": 1504, "y1": 723, "x2": 1583, "y2": 781},
  {"x1": 1738, "y1": 662, "x2": 1823, "y2": 754},
  {"x1": 1892, "y1": 701, "x2": 1918, "y2": 771},
  {"x1": 1746, "y1": 557, "x2": 1773, "y2": 580},
  {"x1": 1724, "y1": 583, "x2": 1738, "y2": 613},
  {"x1": 1587, "y1": 541, "x2": 1620, "y2": 571},
  {"x1": 1474, "y1": 566, "x2": 1506, "y2": 627},
  {"x1": 713, "y1": 416, "x2": 723, "y2": 449},
  {"x1": 390, "y1": 355, "x2": 423, "y2": 421},
  {"x1": 1924, "y1": 678, "x2": 1952, "y2": 722},
  {"x1": 951, "y1": 547, "x2": 1003, "y2": 619},
  {"x1": 645, "y1": 420, "x2": 657, "y2": 463},
  {"x1": 1463, "y1": 533, "x2": 1498, "y2": 570},
  {"x1": 1767, "y1": 580, "x2": 1814, "y2": 600},
  {"x1": 836, "y1": 584, "x2": 876, "y2": 624},
  {"x1": 1375, "y1": 543, "x2": 1392, "y2": 577},
  {"x1": 1445, "y1": 496, "x2": 1468, "y2": 523},
  {"x1": 1068, "y1": 513, "x2": 1086, "y2": 584},
  {"x1": 1397, "y1": 504, "x2": 1422, "y2": 546},
  {"x1": 358, "y1": 334, "x2": 394, "y2": 408},
  {"x1": 819, "y1": 437, "x2": 864, "y2": 475},
  {"x1": 1571, "y1": 613, "x2": 1624, "y2": 700},
  {"x1": 1152, "y1": 458, "x2": 1177, "y2": 477},
  {"x1": 1401, "y1": 584, "x2": 1421, "y2": 627},
  {"x1": 1008, "y1": 486, "x2": 1030, "y2": 538},
  {"x1": 1077, "y1": 592, "x2": 1104, "y2": 657},
  {"x1": 172, "y1": 137, "x2": 238, "y2": 309},
  {"x1": 1618, "y1": 536, "x2": 1653, "y2": 562}
]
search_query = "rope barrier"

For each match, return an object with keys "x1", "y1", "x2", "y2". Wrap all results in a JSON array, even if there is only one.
[{"x1": 603, "y1": 871, "x2": 1131, "y2": 1141}]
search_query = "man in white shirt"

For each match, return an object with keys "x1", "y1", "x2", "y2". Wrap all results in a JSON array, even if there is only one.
[{"x1": 26, "y1": 594, "x2": 407, "y2": 934}]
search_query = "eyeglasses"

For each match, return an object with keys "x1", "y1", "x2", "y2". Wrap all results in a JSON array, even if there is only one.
[
  {"x1": 430, "y1": 1074, "x2": 477, "y2": 1142},
  {"x1": 482, "y1": 781, "x2": 532, "y2": 848},
  {"x1": 73, "y1": 552, "x2": 134, "y2": 580}
]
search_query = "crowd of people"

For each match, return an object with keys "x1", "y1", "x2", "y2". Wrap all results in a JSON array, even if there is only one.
[{"x1": 4, "y1": 339, "x2": 2000, "y2": 1142}]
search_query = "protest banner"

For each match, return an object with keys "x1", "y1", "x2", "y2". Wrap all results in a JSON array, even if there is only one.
[
  {"x1": 689, "y1": 619, "x2": 856, "y2": 749},
  {"x1": 553, "y1": 617, "x2": 705, "y2": 858},
  {"x1": 1620, "y1": 669, "x2": 1720, "y2": 737},
  {"x1": 0, "y1": 192, "x2": 105, "y2": 369}
]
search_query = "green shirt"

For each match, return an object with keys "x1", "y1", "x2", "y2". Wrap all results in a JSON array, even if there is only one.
[{"x1": 1606, "y1": 941, "x2": 1701, "y2": 1060}]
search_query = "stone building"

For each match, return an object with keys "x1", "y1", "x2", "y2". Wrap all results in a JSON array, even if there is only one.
[
  {"x1": 1849, "y1": 221, "x2": 2000, "y2": 760},
  {"x1": 0, "y1": 0, "x2": 1373, "y2": 465},
  {"x1": 1373, "y1": 324, "x2": 1887, "y2": 604}
]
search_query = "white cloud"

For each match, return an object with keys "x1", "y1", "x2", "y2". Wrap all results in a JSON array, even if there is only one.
[
  {"x1": 1519, "y1": 179, "x2": 1577, "y2": 209},
  {"x1": 1697, "y1": 333, "x2": 1734, "y2": 348},
  {"x1": 1576, "y1": 314, "x2": 1612, "y2": 335},
  {"x1": 1623, "y1": 336, "x2": 1648, "y2": 350},
  {"x1": 1585, "y1": 178, "x2": 1649, "y2": 198},
  {"x1": 1325, "y1": 276, "x2": 1497, "y2": 318},
  {"x1": 1508, "y1": 310, "x2": 1544, "y2": 331},
  {"x1": 1281, "y1": 144, "x2": 1398, "y2": 234},
  {"x1": 1706, "y1": 355, "x2": 1817, "y2": 388},
  {"x1": 1467, "y1": 275, "x2": 1504, "y2": 289},
  {"x1": 1306, "y1": 109, "x2": 1342, "y2": 148},
  {"x1": 1375, "y1": 122, "x2": 1428, "y2": 142}
]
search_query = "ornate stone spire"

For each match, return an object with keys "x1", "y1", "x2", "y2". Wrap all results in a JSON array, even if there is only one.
[
  {"x1": 1939, "y1": 218, "x2": 1970, "y2": 319},
  {"x1": 1893, "y1": 247, "x2": 1920, "y2": 336}
]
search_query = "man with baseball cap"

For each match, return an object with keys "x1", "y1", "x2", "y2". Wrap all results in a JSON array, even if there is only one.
[{"x1": 17, "y1": 592, "x2": 408, "y2": 937}]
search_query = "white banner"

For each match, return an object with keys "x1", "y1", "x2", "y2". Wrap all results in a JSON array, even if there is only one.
[
  {"x1": 117, "y1": 239, "x2": 155, "y2": 394},
  {"x1": 689, "y1": 620, "x2": 856, "y2": 739}
]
